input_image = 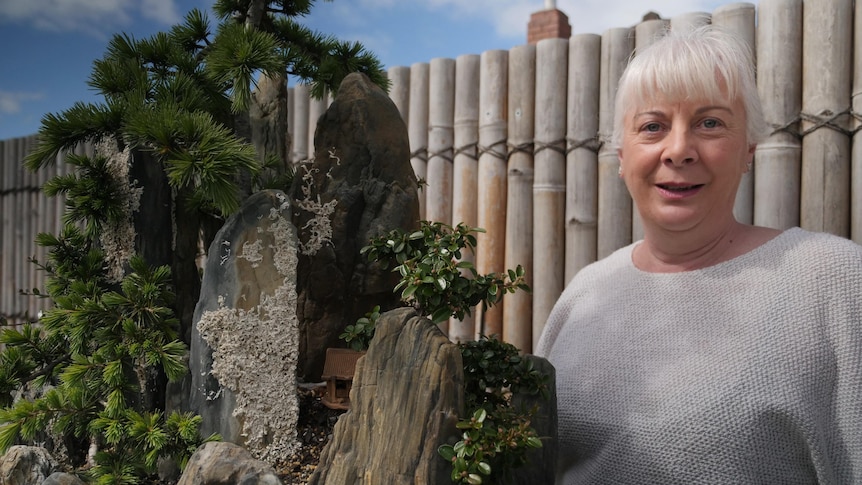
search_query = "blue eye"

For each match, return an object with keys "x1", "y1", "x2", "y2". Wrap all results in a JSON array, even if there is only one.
[
  {"x1": 702, "y1": 118, "x2": 720, "y2": 128},
  {"x1": 642, "y1": 122, "x2": 661, "y2": 132}
]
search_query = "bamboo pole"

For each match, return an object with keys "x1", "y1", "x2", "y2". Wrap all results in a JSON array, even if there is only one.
[
  {"x1": 476, "y1": 50, "x2": 508, "y2": 340},
  {"x1": 504, "y1": 44, "x2": 535, "y2": 352},
  {"x1": 565, "y1": 34, "x2": 601, "y2": 282},
  {"x1": 629, "y1": 20, "x2": 667, "y2": 244},
  {"x1": 670, "y1": 11, "x2": 710, "y2": 32},
  {"x1": 449, "y1": 54, "x2": 480, "y2": 343},
  {"x1": 387, "y1": 66, "x2": 411, "y2": 124},
  {"x1": 852, "y1": 0, "x2": 862, "y2": 242},
  {"x1": 532, "y1": 38, "x2": 567, "y2": 345},
  {"x1": 425, "y1": 58, "x2": 455, "y2": 226},
  {"x1": 801, "y1": 0, "x2": 852, "y2": 236},
  {"x1": 755, "y1": 0, "x2": 803, "y2": 230},
  {"x1": 291, "y1": 83, "x2": 310, "y2": 163},
  {"x1": 24, "y1": 136, "x2": 36, "y2": 319},
  {"x1": 597, "y1": 28, "x2": 634, "y2": 259},
  {"x1": 426, "y1": 58, "x2": 456, "y2": 334},
  {"x1": 12, "y1": 138, "x2": 25, "y2": 321},
  {"x1": 1, "y1": 139, "x2": 9, "y2": 319},
  {"x1": 409, "y1": 62, "x2": 430, "y2": 220},
  {"x1": 713, "y1": 3, "x2": 756, "y2": 225}
]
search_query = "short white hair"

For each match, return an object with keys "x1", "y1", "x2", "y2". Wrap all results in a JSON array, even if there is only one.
[{"x1": 612, "y1": 25, "x2": 768, "y2": 148}]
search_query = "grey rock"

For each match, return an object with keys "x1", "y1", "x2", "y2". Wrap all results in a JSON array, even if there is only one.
[
  {"x1": 177, "y1": 442, "x2": 282, "y2": 485},
  {"x1": 290, "y1": 72, "x2": 420, "y2": 382},
  {"x1": 0, "y1": 446, "x2": 58, "y2": 485},
  {"x1": 41, "y1": 472, "x2": 84, "y2": 485},
  {"x1": 308, "y1": 308, "x2": 559, "y2": 484},
  {"x1": 309, "y1": 307, "x2": 464, "y2": 485},
  {"x1": 186, "y1": 189, "x2": 301, "y2": 462}
]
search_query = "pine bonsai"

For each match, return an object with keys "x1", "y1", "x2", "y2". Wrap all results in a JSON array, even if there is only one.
[{"x1": 1, "y1": 1, "x2": 388, "y2": 481}]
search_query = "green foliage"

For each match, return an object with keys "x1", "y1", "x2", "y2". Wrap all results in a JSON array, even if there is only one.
[
  {"x1": 360, "y1": 221, "x2": 529, "y2": 324},
  {"x1": 439, "y1": 337, "x2": 549, "y2": 485},
  {"x1": 6, "y1": 2, "x2": 389, "y2": 481},
  {"x1": 359, "y1": 220, "x2": 543, "y2": 484},
  {"x1": 340, "y1": 305, "x2": 380, "y2": 351},
  {"x1": 25, "y1": 1, "x2": 389, "y2": 217},
  {"x1": 0, "y1": 225, "x2": 216, "y2": 481}
]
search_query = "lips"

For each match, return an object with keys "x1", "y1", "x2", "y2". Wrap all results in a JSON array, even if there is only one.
[
  {"x1": 657, "y1": 183, "x2": 703, "y2": 191},
  {"x1": 655, "y1": 183, "x2": 704, "y2": 199}
]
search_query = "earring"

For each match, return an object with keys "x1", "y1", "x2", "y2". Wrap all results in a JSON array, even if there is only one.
[
  {"x1": 618, "y1": 166, "x2": 623, "y2": 176},
  {"x1": 746, "y1": 160, "x2": 752, "y2": 172}
]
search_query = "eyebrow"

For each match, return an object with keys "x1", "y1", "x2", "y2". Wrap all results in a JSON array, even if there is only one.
[{"x1": 631, "y1": 105, "x2": 735, "y2": 120}]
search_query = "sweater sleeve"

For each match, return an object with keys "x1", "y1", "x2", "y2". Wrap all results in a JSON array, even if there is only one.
[{"x1": 819, "y1": 237, "x2": 862, "y2": 481}]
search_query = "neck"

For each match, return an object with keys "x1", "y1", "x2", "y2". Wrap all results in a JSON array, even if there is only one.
[{"x1": 635, "y1": 219, "x2": 750, "y2": 272}]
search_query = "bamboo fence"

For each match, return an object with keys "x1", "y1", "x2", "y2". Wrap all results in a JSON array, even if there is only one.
[{"x1": 2, "y1": 1, "x2": 860, "y2": 354}]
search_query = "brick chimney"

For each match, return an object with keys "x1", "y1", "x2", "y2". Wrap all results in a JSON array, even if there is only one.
[{"x1": 527, "y1": 1, "x2": 572, "y2": 44}]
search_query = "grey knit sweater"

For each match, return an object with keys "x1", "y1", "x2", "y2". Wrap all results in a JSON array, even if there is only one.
[{"x1": 535, "y1": 228, "x2": 862, "y2": 484}]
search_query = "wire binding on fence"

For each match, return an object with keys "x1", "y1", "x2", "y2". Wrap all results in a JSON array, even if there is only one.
[
  {"x1": 534, "y1": 139, "x2": 566, "y2": 156},
  {"x1": 566, "y1": 136, "x2": 602, "y2": 154},
  {"x1": 427, "y1": 148, "x2": 454, "y2": 164},
  {"x1": 771, "y1": 108, "x2": 862, "y2": 139},
  {"x1": 507, "y1": 142, "x2": 534, "y2": 158},
  {"x1": 0, "y1": 187, "x2": 42, "y2": 196},
  {"x1": 478, "y1": 140, "x2": 507, "y2": 160},
  {"x1": 410, "y1": 147, "x2": 429, "y2": 162},
  {"x1": 454, "y1": 143, "x2": 478, "y2": 160}
]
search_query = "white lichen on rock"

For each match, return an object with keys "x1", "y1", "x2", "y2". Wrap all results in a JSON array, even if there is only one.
[
  {"x1": 294, "y1": 155, "x2": 338, "y2": 256},
  {"x1": 95, "y1": 137, "x2": 142, "y2": 283},
  {"x1": 238, "y1": 239, "x2": 264, "y2": 268},
  {"x1": 196, "y1": 196, "x2": 300, "y2": 463}
]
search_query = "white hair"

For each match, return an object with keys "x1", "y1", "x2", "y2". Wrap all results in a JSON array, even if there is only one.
[{"x1": 612, "y1": 25, "x2": 768, "y2": 148}]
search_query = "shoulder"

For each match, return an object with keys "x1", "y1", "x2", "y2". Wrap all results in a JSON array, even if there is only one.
[
  {"x1": 534, "y1": 243, "x2": 636, "y2": 357},
  {"x1": 776, "y1": 228, "x2": 862, "y2": 270}
]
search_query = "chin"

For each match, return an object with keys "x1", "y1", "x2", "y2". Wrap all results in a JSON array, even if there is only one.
[{"x1": 645, "y1": 209, "x2": 703, "y2": 233}]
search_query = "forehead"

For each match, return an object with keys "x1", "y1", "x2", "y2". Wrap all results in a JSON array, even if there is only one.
[{"x1": 625, "y1": 95, "x2": 744, "y2": 120}]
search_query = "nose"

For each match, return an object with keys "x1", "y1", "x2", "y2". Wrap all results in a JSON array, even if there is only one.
[{"x1": 662, "y1": 127, "x2": 697, "y2": 167}]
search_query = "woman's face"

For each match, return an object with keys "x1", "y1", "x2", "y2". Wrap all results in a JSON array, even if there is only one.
[{"x1": 617, "y1": 95, "x2": 754, "y2": 235}]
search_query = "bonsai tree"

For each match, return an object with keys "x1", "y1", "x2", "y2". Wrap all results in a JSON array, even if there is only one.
[
  {"x1": 0, "y1": 1, "x2": 388, "y2": 481},
  {"x1": 359, "y1": 220, "x2": 529, "y2": 324},
  {"x1": 0, "y1": 231, "x2": 218, "y2": 482},
  {"x1": 358, "y1": 220, "x2": 547, "y2": 484},
  {"x1": 22, "y1": 0, "x2": 390, "y2": 343}
]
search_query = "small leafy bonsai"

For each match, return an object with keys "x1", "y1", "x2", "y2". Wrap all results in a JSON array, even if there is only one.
[
  {"x1": 360, "y1": 221, "x2": 529, "y2": 324},
  {"x1": 358, "y1": 220, "x2": 547, "y2": 484},
  {"x1": 439, "y1": 337, "x2": 549, "y2": 484}
]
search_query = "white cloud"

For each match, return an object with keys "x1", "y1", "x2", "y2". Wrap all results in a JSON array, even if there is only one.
[
  {"x1": 0, "y1": 0, "x2": 184, "y2": 37},
  {"x1": 0, "y1": 90, "x2": 43, "y2": 115}
]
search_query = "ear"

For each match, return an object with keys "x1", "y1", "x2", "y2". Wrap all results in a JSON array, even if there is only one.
[
  {"x1": 617, "y1": 148, "x2": 625, "y2": 178},
  {"x1": 744, "y1": 144, "x2": 756, "y2": 172}
]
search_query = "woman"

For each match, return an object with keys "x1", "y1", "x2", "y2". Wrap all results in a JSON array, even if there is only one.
[{"x1": 536, "y1": 25, "x2": 862, "y2": 484}]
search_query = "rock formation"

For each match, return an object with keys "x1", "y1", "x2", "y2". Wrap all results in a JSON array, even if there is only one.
[
  {"x1": 290, "y1": 72, "x2": 420, "y2": 382},
  {"x1": 309, "y1": 307, "x2": 463, "y2": 484},
  {"x1": 185, "y1": 189, "x2": 300, "y2": 463},
  {"x1": 0, "y1": 446, "x2": 58, "y2": 485},
  {"x1": 177, "y1": 442, "x2": 283, "y2": 485}
]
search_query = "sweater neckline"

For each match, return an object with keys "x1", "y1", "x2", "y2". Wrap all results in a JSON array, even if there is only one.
[{"x1": 624, "y1": 227, "x2": 801, "y2": 276}]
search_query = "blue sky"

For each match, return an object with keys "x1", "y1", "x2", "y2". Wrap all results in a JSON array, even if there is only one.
[{"x1": 0, "y1": 0, "x2": 736, "y2": 141}]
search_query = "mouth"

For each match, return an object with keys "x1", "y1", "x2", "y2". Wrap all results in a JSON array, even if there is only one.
[
  {"x1": 655, "y1": 183, "x2": 704, "y2": 199},
  {"x1": 656, "y1": 183, "x2": 704, "y2": 191}
]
